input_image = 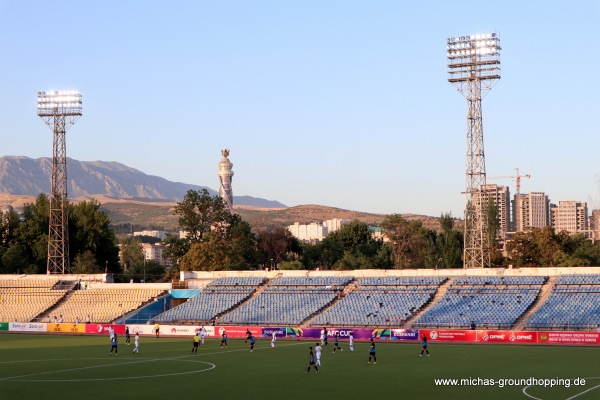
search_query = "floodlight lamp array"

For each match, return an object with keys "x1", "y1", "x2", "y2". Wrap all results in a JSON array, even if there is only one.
[
  {"x1": 37, "y1": 90, "x2": 82, "y2": 115},
  {"x1": 447, "y1": 33, "x2": 501, "y2": 83},
  {"x1": 446, "y1": 33, "x2": 500, "y2": 59}
]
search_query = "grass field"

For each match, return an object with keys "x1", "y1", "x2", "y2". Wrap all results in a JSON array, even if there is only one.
[{"x1": 0, "y1": 334, "x2": 598, "y2": 400}]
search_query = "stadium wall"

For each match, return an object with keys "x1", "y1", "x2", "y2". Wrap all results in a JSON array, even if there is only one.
[
  {"x1": 3, "y1": 322, "x2": 599, "y2": 346},
  {"x1": 180, "y1": 267, "x2": 600, "y2": 283}
]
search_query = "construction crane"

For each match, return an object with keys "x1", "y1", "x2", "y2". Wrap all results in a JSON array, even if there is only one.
[{"x1": 488, "y1": 168, "x2": 531, "y2": 194}]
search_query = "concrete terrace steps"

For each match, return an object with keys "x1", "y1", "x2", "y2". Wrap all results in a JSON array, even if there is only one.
[
  {"x1": 512, "y1": 275, "x2": 557, "y2": 331},
  {"x1": 214, "y1": 273, "x2": 280, "y2": 324},
  {"x1": 33, "y1": 290, "x2": 72, "y2": 322},
  {"x1": 302, "y1": 278, "x2": 358, "y2": 327},
  {"x1": 404, "y1": 277, "x2": 453, "y2": 329}
]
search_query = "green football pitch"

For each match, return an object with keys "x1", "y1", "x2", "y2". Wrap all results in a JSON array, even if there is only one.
[{"x1": 0, "y1": 334, "x2": 598, "y2": 400}]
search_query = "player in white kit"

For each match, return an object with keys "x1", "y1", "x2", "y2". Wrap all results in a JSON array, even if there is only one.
[
  {"x1": 349, "y1": 331, "x2": 354, "y2": 352},
  {"x1": 199, "y1": 326, "x2": 206, "y2": 344},
  {"x1": 315, "y1": 342, "x2": 323, "y2": 366},
  {"x1": 132, "y1": 333, "x2": 140, "y2": 354},
  {"x1": 271, "y1": 330, "x2": 277, "y2": 348}
]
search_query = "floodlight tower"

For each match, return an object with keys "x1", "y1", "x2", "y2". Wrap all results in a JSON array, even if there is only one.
[
  {"x1": 37, "y1": 90, "x2": 82, "y2": 274},
  {"x1": 217, "y1": 149, "x2": 234, "y2": 213},
  {"x1": 447, "y1": 33, "x2": 501, "y2": 268}
]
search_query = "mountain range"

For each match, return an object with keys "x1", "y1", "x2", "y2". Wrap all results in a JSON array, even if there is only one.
[
  {"x1": 0, "y1": 156, "x2": 442, "y2": 232},
  {"x1": 0, "y1": 156, "x2": 286, "y2": 208}
]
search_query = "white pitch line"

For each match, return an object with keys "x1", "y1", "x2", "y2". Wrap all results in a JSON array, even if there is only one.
[
  {"x1": 0, "y1": 341, "x2": 306, "y2": 383},
  {"x1": 522, "y1": 377, "x2": 600, "y2": 400}
]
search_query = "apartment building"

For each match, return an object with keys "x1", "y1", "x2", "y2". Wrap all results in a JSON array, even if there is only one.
[
  {"x1": 550, "y1": 200, "x2": 588, "y2": 234},
  {"x1": 287, "y1": 218, "x2": 350, "y2": 242},
  {"x1": 133, "y1": 230, "x2": 166, "y2": 240},
  {"x1": 480, "y1": 184, "x2": 511, "y2": 238},
  {"x1": 141, "y1": 243, "x2": 173, "y2": 267},
  {"x1": 512, "y1": 192, "x2": 550, "y2": 232}
]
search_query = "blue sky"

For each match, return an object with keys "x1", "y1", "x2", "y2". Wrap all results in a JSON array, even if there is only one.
[{"x1": 0, "y1": 1, "x2": 598, "y2": 217}]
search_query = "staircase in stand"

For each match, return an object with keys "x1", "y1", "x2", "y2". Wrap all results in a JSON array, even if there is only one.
[
  {"x1": 512, "y1": 275, "x2": 557, "y2": 331},
  {"x1": 404, "y1": 278, "x2": 452, "y2": 329},
  {"x1": 301, "y1": 278, "x2": 357, "y2": 327},
  {"x1": 213, "y1": 273, "x2": 281, "y2": 323}
]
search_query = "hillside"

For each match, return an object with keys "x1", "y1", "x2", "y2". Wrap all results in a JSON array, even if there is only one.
[
  {"x1": 0, "y1": 195, "x2": 443, "y2": 232},
  {"x1": 0, "y1": 156, "x2": 286, "y2": 208}
]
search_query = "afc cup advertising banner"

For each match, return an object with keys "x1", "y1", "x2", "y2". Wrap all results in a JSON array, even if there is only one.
[
  {"x1": 284, "y1": 327, "x2": 418, "y2": 341},
  {"x1": 0, "y1": 322, "x2": 8, "y2": 331}
]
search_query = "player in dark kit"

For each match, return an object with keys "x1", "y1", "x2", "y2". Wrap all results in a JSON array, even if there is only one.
[
  {"x1": 220, "y1": 331, "x2": 228, "y2": 348},
  {"x1": 245, "y1": 329, "x2": 252, "y2": 343},
  {"x1": 333, "y1": 333, "x2": 343, "y2": 353},
  {"x1": 249, "y1": 335, "x2": 256, "y2": 352},
  {"x1": 110, "y1": 333, "x2": 118, "y2": 356},
  {"x1": 420, "y1": 335, "x2": 430, "y2": 357},
  {"x1": 306, "y1": 346, "x2": 319, "y2": 374},
  {"x1": 125, "y1": 326, "x2": 131, "y2": 346},
  {"x1": 323, "y1": 327, "x2": 328, "y2": 346},
  {"x1": 368, "y1": 341, "x2": 376, "y2": 364}
]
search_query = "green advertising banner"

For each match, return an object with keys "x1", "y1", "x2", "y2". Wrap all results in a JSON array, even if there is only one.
[{"x1": 0, "y1": 322, "x2": 8, "y2": 331}]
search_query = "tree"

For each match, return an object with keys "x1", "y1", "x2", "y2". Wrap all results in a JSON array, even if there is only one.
[
  {"x1": 162, "y1": 233, "x2": 188, "y2": 274},
  {"x1": 508, "y1": 227, "x2": 571, "y2": 267},
  {"x1": 328, "y1": 220, "x2": 379, "y2": 257},
  {"x1": 333, "y1": 251, "x2": 374, "y2": 270},
  {"x1": 71, "y1": 250, "x2": 100, "y2": 274},
  {"x1": 69, "y1": 200, "x2": 120, "y2": 272},
  {"x1": 1, "y1": 245, "x2": 28, "y2": 274},
  {"x1": 381, "y1": 214, "x2": 432, "y2": 269},
  {"x1": 316, "y1": 237, "x2": 345, "y2": 270},
  {"x1": 0, "y1": 195, "x2": 120, "y2": 274},
  {"x1": 11, "y1": 194, "x2": 50, "y2": 273},
  {"x1": 486, "y1": 201, "x2": 500, "y2": 246},
  {"x1": 178, "y1": 214, "x2": 258, "y2": 271},
  {"x1": 174, "y1": 189, "x2": 228, "y2": 243},
  {"x1": 437, "y1": 213, "x2": 463, "y2": 268},
  {"x1": 123, "y1": 258, "x2": 165, "y2": 283},
  {"x1": 278, "y1": 260, "x2": 304, "y2": 270},
  {"x1": 224, "y1": 214, "x2": 259, "y2": 270},
  {"x1": 120, "y1": 236, "x2": 144, "y2": 273},
  {"x1": 179, "y1": 237, "x2": 231, "y2": 271},
  {"x1": 0, "y1": 206, "x2": 21, "y2": 246},
  {"x1": 256, "y1": 227, "x2": 301, "y2": 269}
]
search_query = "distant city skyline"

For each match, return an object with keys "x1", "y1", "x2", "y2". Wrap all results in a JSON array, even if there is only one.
[{"x1": 0, "y1": 1, "x2": 598, "y2": 217}]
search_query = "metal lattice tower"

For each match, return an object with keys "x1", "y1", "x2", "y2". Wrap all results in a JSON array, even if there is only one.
[
  {"x1": 217, "y1": 149, "x2": 234, "y2": 213},
  {"x1": 37, "y1": 90, "x2": 82, "y2": 274},
  {"x1": 447, "y1": 33, "x2": 501, "y2": 268}
]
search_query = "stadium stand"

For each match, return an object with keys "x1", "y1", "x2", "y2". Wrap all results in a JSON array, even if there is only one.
[
  {"x1": 525, "y1": 274, "x2": 600, "y2": 330},
  {"x1": 309, "y1": 276, "x2": 446, "y2": 327},
  {"x1": 6, "y1": 271, "x2": 600, "y2": 331},
  {"x1": 412, "y1": 276, "x2": 547, "y2": 329},
  {"x1": 153, "y1": 276, "x2": 267, "y2": 323},
  {"x1": 0, "y1": 278, "x2": 68, "y2": 322},
  {"x1": 217, "y1": 276, "x2": 353, "y2": 325},
  {"x1": 47, "y1": 287, "x2": 166, "y2": 323}
]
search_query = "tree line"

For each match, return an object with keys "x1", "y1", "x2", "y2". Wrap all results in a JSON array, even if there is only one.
[{"x1": 2, "y1": 190, "x2": 600, "y2": 275}]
